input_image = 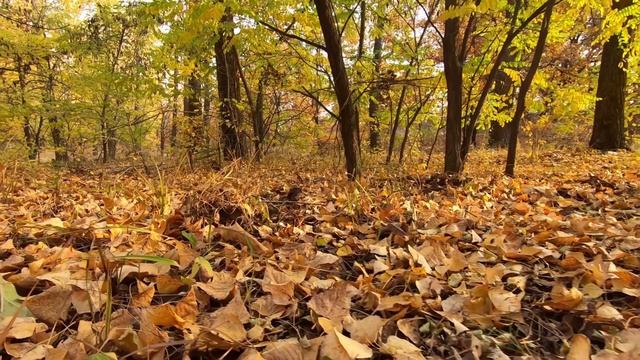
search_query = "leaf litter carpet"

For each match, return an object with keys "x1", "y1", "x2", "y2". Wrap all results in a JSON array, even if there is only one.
[{"x1": 0, "y1": 150, "x2": 639, "y2": 359}]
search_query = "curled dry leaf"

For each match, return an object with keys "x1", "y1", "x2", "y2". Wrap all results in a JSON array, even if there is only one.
[
  {"x1": 214, "y1": 224, "x2": 270, "y2": 254},
  {"x1": 132, "y1": 280, "x2": 155, "y2": 307},
  {"x1": 545, "y1": 284, "x2": 583, "y2": 310},
  {"x1": 567, "y1": 334, "x2": 591, "y2": 360},
  {"x1": 376, "y1": 292, "x2": 423, "y2": 312}
]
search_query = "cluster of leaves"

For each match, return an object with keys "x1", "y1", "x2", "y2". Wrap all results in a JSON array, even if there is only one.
[{"x1": 0, "y1": 149, "x2": 638, "y2": 359}]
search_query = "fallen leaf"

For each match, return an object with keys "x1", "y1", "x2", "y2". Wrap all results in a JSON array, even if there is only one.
[
  {"x1": 24, "y1": 285, "x2": 72, "y2": 325},
  {"x1": 567, "y1": 334, "x2": 591, "y2": 360}
]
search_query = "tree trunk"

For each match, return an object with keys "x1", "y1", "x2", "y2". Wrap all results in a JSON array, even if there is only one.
[
  {"x1": 314, "y1": 0, "x2": 360, "y2": 180},
  {"x1": 160, "y1": 111, "x2": 167, "y2": 155},
  {"x1": 203, "y1": 81, "x2": 212, "y2": 148},
  {"x1": 253, "y1": 75, "x2": 266, "y2": 160},
  {"x1": 184, "y1": 71, "x2": 202, "y2": 161},
  {"x1": 170, "y1": 69, "x2": 179, "y2": 148},
  {"x1": 589, "y1": 0, "x2": 632, "y2": 150},
  {"x1": 215, "y1": 8, "x2": 244, "y2": 160},
  {"x1": 387, "y1": 86, "x2": 407, "y2": 163},
  {"x1": 107, "y1": 127, "x2": 117, "y2": 161},
  {"x1": 368, "y1": 31, "x2": 383, "y2": 150},
  {"x1": 443, "y1": 0, "x2": 463, "y2": 174},
  {"x1": 488, "y1": 51, "x2": 516, "y2": 148},
  {"x1": 505, "y1": 3, "x2": 553, "y2": 177}
]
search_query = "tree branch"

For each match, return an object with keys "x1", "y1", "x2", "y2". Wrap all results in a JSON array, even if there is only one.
[{"x1": 258, "y1": 20, "x2": 327, "y2": 51}]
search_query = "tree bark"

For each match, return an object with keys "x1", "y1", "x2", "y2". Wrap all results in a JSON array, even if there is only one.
[
  {"x1": 589, "y1": 0, "x2": 632, "y2": 150},
  {"x1": 45, "y1": 60, "x2": 67, "y2": 162},
  {"x1": 170, "y1": 69, "x2": 179, "y2": 148},
  {"x1": 215, "y1": 8, "x2": 244, "y2": 160},
  {"x1": 184, "y1": 71, "x2": 202, "y2": 163},
  {"x1": 368, "y1": 30, "x2": 383, "y2": 150},
  {"x1": 488, "y1": 63, "x2": 515, "y2": 148},
  {"x1": 314, "y1": 0, "x2": 361, "y2": 180},
  {"x1": 505, "y1": 3, "x2": 553, "y2": 177},
  {"x1": 443, "y1": 0, "x2": 463, "y2": 173}
]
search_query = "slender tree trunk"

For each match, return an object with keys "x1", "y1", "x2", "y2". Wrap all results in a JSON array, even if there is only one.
[
  {"x1": 170, "y1": 69, "x2": 179, "y2": 148},
  {"x1": 368, "y1": 32, "x2": 383, "y2": 150},
  {"x1": 589, "y1": 0, "x2": 632, "y2": 150},
  {"x1": 461, "y1": 0, "x2": 556, "y2": 160},
  {"x1": 17, "y1": 57, "x2": 37, "y2": 160},
  {"x1": 44, "y1": 58, "x2": 67, "y2": 162},
  {"x1": 99, "y1": 93, "x2": 110, "y2": 163},
  {"x1": 203, "y1": 81, "x2": 212, "y2": 149},
  {"x1": 505, "y1": 3, "x2": 553, "y2": 177},
  {"x1": 184, "y1": 71, "x2": 202, "y2": 163},
  {"x1": 314, "y1": 0, "x2": 360, "y2": 180},
  {"x1": 443, "y1": 0, "x2": 463, "y2": 174},
  {"x1": 215, "y1": 8, "x2": 244, "y2": 159},
  {"x1": 387, "y1": 86, "x2": 408, "y2": 163},
  {"x1": 253, "y1": 75, "x2": 266, "y2": 160},
  {"x1": 160, "y1": 111, "x2": 167, "y2": 155}
]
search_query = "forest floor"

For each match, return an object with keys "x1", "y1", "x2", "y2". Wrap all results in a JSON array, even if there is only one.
[{"x1": 0, "y1": 148, "x2": 639, "y2": 360}]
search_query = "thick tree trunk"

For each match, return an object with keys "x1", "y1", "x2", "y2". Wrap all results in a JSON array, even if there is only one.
[
  {"x1": 488, "y1": 61, "x2": 515, "y2": 147},
  {"x1": 107, "y1": 127, "x2": 117, "y2": 161},
  {"x1": 505, "y1": 3, "x2": 553, "y2": 177},
  {"x1": 215, "y1": 9, "x2": 244, "y2": 160},
  {"x1": 488, "y1": 120, "x2": 512, "y2": 147},
  {"x1": 314, "y1": 0, "x2": 360, "y2": 180},
  {"x1": 589, "y1": 0, "x2": 632, "y2": 150},
  {"x1": 443, "y1": 0, "x2": 463, "y2": 174}
]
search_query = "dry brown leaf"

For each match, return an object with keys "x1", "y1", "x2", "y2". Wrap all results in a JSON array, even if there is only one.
[
  {"x1": 567, "y1": 334, "x2": 591, "y2": 360},
  {"x1": 76, "y1": 320, "x2": 97, "y2": 347},
  {"x1": 215, "y1": 224, "x2": 270, "y2": 254},
  {"x1": 0, "y1": 317, "x2": 47, "y2": 339},
  {"x1": 308, "y1": 282, "x2": 358, "y2": 321},
  {"x1": 545, "y1": 284, "x2": 583, "y2": 310},
  {"x1": 343, "y1": 315, "x2": 385, "y2": 344},
  {"x1": 380, "y1": 335, "x2": 426, "y2": 360},
  {"x1": 195, "y1": 271, "x2": 236, "y2": 300},
  {"x1": 263, "y1": 266, "x2": 296, "y2": 305},
  {"x1": 376, "y1": 292, "x2": 423, "y2": 312},
  {"x1": 397, "y1": 317, "x2": 422, "y2": 344},
  {"x1": 24, "y1": 285, "x2": 73, "y2": 325},
  {"x1": 156, "y1": 274, "x2": 184, "y2": 294},
  {"x1": 239, "y1": 348, "x2": 267, "y2": 360},
  {"x1": 132, "y1": 280, "x2": 155, "y2": 307},
  {"x1": 175, "y1": 288, "x2": 198, "y2": 323},
  {"x1": 488, "y1": 287, "x2": 522, "y2": 313},
  {"x1": 250, "y1": 295, "x2": 287, "y2": 317},
  {"x1": 319, "y1": 329, "x2": 372, "y2": 360},
  {"x1": 5, "y1": 341, "x2": 52, "y2": 360},
  {"x1": 262, "y1": 338, "x2": 304, "y2": 360}
]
